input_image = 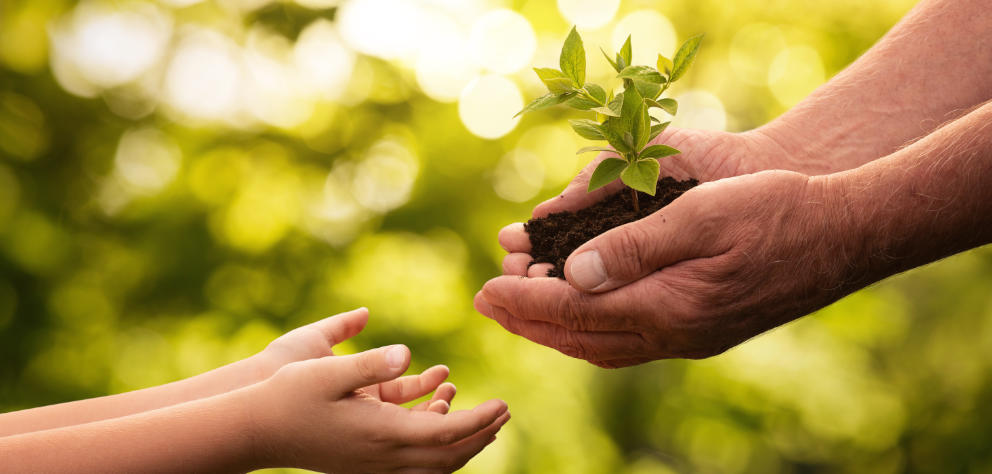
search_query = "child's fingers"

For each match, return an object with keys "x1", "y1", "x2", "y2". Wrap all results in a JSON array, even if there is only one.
[
  {"x1": 304, "y1": 307, "x2": 370, "y2": 348},
  {"x1": 427, "y1": 400, "x2": 450, "y2": 414},
  {"x1": 319, "y1": 345, "x2": 411, "y2": 397},
  {"x1": 391, "y1": 399, "x2": 508, "y2": 447},
  {"x1": 412, "y1": 382, "x2": 456, "y2": 412},
  {"x1": 379, "y1": 365, "x2": 450, "y2": 405},
  {"x1": 395, "y1": 411, "x2": 510, "y2": 471}
]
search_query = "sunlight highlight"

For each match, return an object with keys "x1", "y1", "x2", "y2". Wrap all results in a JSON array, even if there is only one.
[
  {"x1": 557, "y1": 0, "x2": 620, "y2": 30},
  {"x1": 469, "y1": 9, "x2": 537, "y2": 74},
  {"x1": 769, "y1": 45, "x2": 825, "y2": 107},
  {"x1": 458, "y1": 75, "x2": 523, "y2": 139},
  {"x1": 164, "y1": 29, "x2": 242, "y2": 121},
  {"x1": 49, "y1": 2, "x2": 172, "y2": 90},
  {"x1": 611, "y1": 10, "x2": 676, "y2": 67}
]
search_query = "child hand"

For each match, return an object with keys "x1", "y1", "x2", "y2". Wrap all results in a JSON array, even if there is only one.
[
  {"x1": 253, "y1": 308, "x2": 371, "y2": 377},
  {"x1": 256, "y1": 307, "x2": 457, "y2": 414},
  {"x1": 247, "y1": 345, "x2": 509, "y2": 473}
]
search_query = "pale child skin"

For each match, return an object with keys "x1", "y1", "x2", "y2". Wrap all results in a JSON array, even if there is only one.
[{"x1": 0, "y1": 308, "x2": 510, "y2": 472}]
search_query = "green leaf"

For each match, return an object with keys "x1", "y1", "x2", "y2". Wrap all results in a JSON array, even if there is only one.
[
  {"x1": 649, "y1": 121, "x2": 671, "y2": 141},
  {"x1": 600, "y1": 47, "x2": 621, "y2": 73},
  {"x1": 591, "y1": 106, "x2": 620, "y2": 117},
  {"x1": 635, "y1": 104, "x2": 651, "y2": 150},
  {"x1": 576, "y1": 146, "x2": 616, "y2": 154},
  {"x1": 600, "y1": 121, "x2": 631, "y2": 154},
  {"x1": 569, "y1": 119, "x2": 605, "y2": 140},
  {"x1": 617, "y1": 65, "x2": 664, "y2": 83},
  {"x1": 618, "y1": 85, "x2": 643, "y2": 144},
  {"x1": 514, "y1": 92, "x2": 571, "y2": 117},
  {"x1": 657, "y1": 53, "x2": 673, "y2": 74},
  {"x1": 623, "y1": 131, "x2": 635, "y2": 151},
  {"x1": 645, "y1": 98, "x2": 678, "y2": 115},
  {"x1": 560, "y1": 26, "x2": 586, "y2": 86},
  {"x1": 607, "y1": 92, "x2": 623, "y2": 115},
  {"x1": 584, "y1": 83, "x2": 607, "y2": 105},
  {"x1": 588, "y1": 158, "x2": 628, "y2": 192},
  {"x1": 533, "y1": 67, "x2": 575, "y2": 95},
  {"x1": 638, "y1": 144, "x2": 681, "y2": 159},
  {"x1": 619, "y1": 35, "x2": 632, "y2": 70},
  {"x1": 566, "y1": 95, "x2": 599, "y2": 110},
  {"x1": 670, "y1": 34, "x2": 703, "y2": 82},
  {"x1": 620, "y1": 158, "x2": 660, "y2": 195},
  {"x1": 633, "y1": 80, "x2": 662, "y2": 101}
]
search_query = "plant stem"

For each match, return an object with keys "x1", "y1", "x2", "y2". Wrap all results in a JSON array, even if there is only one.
[{"x1": 631, "y1": 187, "x2": 640, "y2": 213}]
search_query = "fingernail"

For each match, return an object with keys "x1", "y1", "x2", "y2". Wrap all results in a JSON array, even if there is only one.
[
  {"x1": 386, "y1": 345, "x2": 407, "y2": 369},
  {"x1": 569, "y1": 250, "x2": 607, "y2": 290}
]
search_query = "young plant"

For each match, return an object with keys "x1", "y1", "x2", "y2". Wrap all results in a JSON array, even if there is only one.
[{"x1": 516, "y1": 27, "x2": 703, "y2": 212}]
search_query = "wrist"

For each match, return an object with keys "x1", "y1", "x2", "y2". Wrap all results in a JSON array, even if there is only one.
[
  {"x1": 232, "y1": 382, "x2": 280, "y2": 470},
  {"x1": 747, "y1": 120, "x2": 824, "y2": 174},
  {"x1": 805, "y1": 172, "x2": 873, "y2": 293}
]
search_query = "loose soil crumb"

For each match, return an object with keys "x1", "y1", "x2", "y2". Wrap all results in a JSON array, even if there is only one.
[{"x1": 525, "y1": 177, "x2": 698, "y2": 278}]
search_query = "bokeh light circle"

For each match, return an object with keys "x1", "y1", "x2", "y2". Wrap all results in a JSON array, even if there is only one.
[
  {"x1": 611, "y1": 10, "x2": 676, "y2": 67},
  {"x1": 293, "y1": 19, "x2": 356, "y2": 101},
  {"x1": 164, "y1": 30, "x2": 242, "y2": 121},
  {"x1": 768, "y1": 45, "x2": 825, "y2": 107},
  {"x1": 469, "y1": 9, "x2": 537, "y2": 74},
  {"x1": 114, "y1": 127, "x2": 182, "y2": 193},
  {"x1": 729, "y1": 23, "x2": 786, "y2": 86},
  {"x1": 557, "y1": 0, "x2": 620, "y2": 30},
  {"x1": 493, "y1": 149, "x2": 544, "y2": 202},
  {"x1": 458, "y1": 74, "x2": 522, "y2": 139},
  {"x1": 337, "y1": 0, "x2": 424, "y2": 60},
  {"x1": 414, "y1": 12, "x2": 477, "y2": 102},
  {"x1": 671, "y1": 90, "x2": 727, "y2": 131}
]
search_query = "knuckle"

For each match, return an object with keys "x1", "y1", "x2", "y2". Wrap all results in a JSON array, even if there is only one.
[
  {"x1": 609, "y1": 226, "x2": 649, "y2": 277},
  {"x1": 553, "y1": 295, "x2": 587, "y2": 330},
  {"x1": 355, "y1": 355, "x2": 379, "y2": 382}
]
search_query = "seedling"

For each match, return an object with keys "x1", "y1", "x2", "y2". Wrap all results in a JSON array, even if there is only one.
[{"x1": 516, "y1": 27, "x2": 702, "y2": 212}]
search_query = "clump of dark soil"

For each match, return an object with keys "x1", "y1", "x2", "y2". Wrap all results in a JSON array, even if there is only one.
[{"x1": 525, "y1": 177, "x2": 698, "y2": 278}]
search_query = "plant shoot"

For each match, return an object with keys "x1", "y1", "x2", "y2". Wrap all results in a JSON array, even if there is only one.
[{"x1": 516, "y1": 27, "x2": 703, "y2": 211}]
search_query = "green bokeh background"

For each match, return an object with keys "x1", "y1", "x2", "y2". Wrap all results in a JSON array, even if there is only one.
[{"x1": 2, "y1": 0, "x2": 992, "y2": 472}]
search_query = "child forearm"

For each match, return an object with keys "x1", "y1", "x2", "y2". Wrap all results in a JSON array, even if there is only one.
[
  {"x1": 0, "y1": 353, "x2": 268, "y2": 437},
  {"x1": 0, "y1": 388, "x2": 258, "y2": 473}
]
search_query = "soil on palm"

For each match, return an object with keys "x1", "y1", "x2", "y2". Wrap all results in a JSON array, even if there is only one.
[{"x1": 525, "y1": 176, "x2": 699, "y2": 278}]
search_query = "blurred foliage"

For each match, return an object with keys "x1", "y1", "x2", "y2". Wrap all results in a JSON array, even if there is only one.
[{"x1": 2, "y1": 0, "x2": 992, "y2": 473}]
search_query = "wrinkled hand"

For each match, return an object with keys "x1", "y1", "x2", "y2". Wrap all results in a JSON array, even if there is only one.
[
  {"x1": 249, "y1": 334, "x2": 509, "y2": 472},
  {"x1": 497, "y1": 127, "x2": 791, "y2": 277},
  {"x1": 478, "y1": 168, "x2": 849, "y2": 368}
]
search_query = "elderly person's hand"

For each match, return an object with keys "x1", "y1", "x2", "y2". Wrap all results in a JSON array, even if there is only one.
[{"x1": 477, "y1": 168, "x2": 846, "y2": 368}]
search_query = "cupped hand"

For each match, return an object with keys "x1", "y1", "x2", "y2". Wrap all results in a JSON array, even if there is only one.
[
  {"x1": 498, "y1": 127, "x2": 793, "y2": 277},
  {"x1": 249, "y1": 339, "x2": 509, "y2": 473},
  {"x1": 478, "y1": 170, "x2": 852, "y2": 367}
]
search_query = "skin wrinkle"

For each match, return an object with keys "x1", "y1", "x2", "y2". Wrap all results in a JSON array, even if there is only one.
[{"x1": 485, "y1": 0, "x2": 992, "y2": 367}]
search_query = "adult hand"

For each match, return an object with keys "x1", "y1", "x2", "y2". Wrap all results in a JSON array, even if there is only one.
[
  {"x1": 497, "y1": 127, "x2": 796, "y2": 277},
  {"x1": 477, "y1": 170, "x2": 852, "y2": 368}
]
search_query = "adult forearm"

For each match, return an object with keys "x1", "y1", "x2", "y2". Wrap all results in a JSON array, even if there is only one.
[
  {"x1": 0, "y1": 353, "x2": 267, "y2": 437},
  {"x1": 824, "y1": 99, "x2": 992, "y2": 290},
  {"x1": 0, "y1": 388, "x2": 257, "y2": 473},
  {"x1": 759, "y1": 0, "x2": 992, "y2": 174}
]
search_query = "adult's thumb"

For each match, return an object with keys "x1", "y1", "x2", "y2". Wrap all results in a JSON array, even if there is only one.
[
  {"x1": 563, "y1": 203, "x2": 700, "y2": 293},
  {"x1": 325, "y1": 345, "x2": 410, "y2": 397}
]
